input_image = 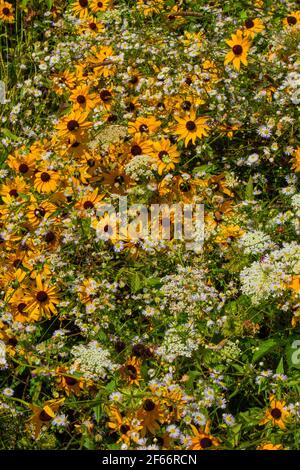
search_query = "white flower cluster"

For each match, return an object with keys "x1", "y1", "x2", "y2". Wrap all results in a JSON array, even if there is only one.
[
  {"x1": 160, "y1": 265, "x2": 223, "y2": 317},
  {"x1": 291, "y1": 194, "x2": 300, "y2": 216},
  {"x1": 240, "y1": 242, "x2": 300, "y2": 304},
  {"x1": 238, "y1": 230, "x2": 277, "y2": 255},
  {"x1": 0, "y1": 341, "x2": 7, "y2": 370},
  {"x1": 275, "y1": 71, "x2": 300, "y2": 105},
  {"x1": 156, "y1": 323, "x2": 200, "y2": 362},
  {"x1": 124, "y1": 154, "x2": 157, "y2": 181},
  {"x1": 71, "y1": 341, "x2": 118, "y2": 379}
]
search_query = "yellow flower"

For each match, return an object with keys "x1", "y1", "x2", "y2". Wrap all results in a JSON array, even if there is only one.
[
  {"x1": 137, "y1": 398, "x2": 165, "y2": 436},
  {"x1": 152, "y1": 139, "x2": 180, "y2": 175},
  {"x1": 174, "y1": 110, "x2": 210, "y2": 146},
  {"x1": 55, "y1": 110, "x2": 92, "y2": 143},
  {"x1": 189, "y1": 423, "x2": 220, "y2": 450},
  {"x1": 0, "y1": 2, "x2": 14, "y2": 23},
  {"x1": 120, "y1": 356, "x2": 142, "y2": 385},
  {"x1": 28, "y1": 398, "x2": 65, "y2": 439},
  {"x1": 243, "y1": 18, "x2": 264, "y2": 38},
  {"x1": 27, "y1": 199, "x2": 57, "y2": 228},
  {"x1": 224, "y1": 30, "x2": 251, "y2": 71},
  {"x1": 71, "y1": 0, "x2": 89, "y2": 18},
  {"x1": 75, "y1": 188, "x2": 104, "y2": 214},
  {"x1": 257, "y1": 443, "x2": 284, "y2": 450},
  {"x1": 128, "y1": 116, "x2": 161, "y2": 136},
  {"x1": 23, "y1": 275, "x2": 60, "y2": 321},
  {"x1": 90, "y1": 0, "x2": 111, "y2": 13},
  {"x1": 291, "y1": 147, "x2": 300, "y2": 172},
  {"x1": 260, "y1": 395, "x2": 290, "y2": 430},
  {"x1": 34, "y1": 170, "x2": 60, "y2": 193},
  {"x1": 283, "y1": 11, "x2": 300, "y2": 29},
  {"x1": 69, "y1": 85, "x2": 97, "y2": 111}
]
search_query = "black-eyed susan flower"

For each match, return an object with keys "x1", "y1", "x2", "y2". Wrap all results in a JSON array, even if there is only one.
[
  {"x1": 151, "y1": 139, "x2": 180, "y2": 175},
  {"x1": 90, "y1": 0, "x2": 110, "y2": 13},
  {"x1": 137, "y1": 398, "x2": 165, "y2": 436},
  {"x1": 189, "y1": 423, "x2": 220, "y2": 450},
  {"x1": 120, "y1": 356, "x2": 142, "y2": 385},
  {"x1": 78, "y1": 16, "x2": 105, "y2": 35},
  {"x1": 56, "y1": 367, "x2": 86, "y2": 396},
  {"x1": 107, "y1": 407, "x2": 142, "y2": 445},
  {"x1": 75, "y1": 188, "x2": 104, "y2": 214},
  {"x1": 6, "y1": 150, "x2": 36, "y2": 178},
  {"x1": 34, "y1": 170, "x2": 60, "y2": 194},
  {"x1": 257, "y1": 443, "x2": 284, "y2": 450},
  {"x1": 71, "y1": 0, "x2": 90, "y2": 18},
  {"x1": 174, "y1": 111, "x2": 210, "y2": 146},
  {"x1": 291, "y1": 147, "x2": 300, "y2": 172},
  {"x1": 128, "y1": 116, "x2": 161, "y2": 136},
  {"x1": 224, "y1": 30, "x2": 251, "y2": 71},
  {"x1": 0, "y1": 176, "x2": 28, "y2": 200},
  {"x1": 27, "y1": 398, "x2": 65, "y2": 439},
  {"x1": 69, "y1": 85, "x2": 97, "y2": 111},
  {"x1": 283, "y1": 11, "x2": 300, "y2": 29},
  {"x1": 55, "y1": 110, "x2": 92, "y2": 143},
  {"x1": 243, "y1": 18, "x2": 264, "y2": 38},
  {"x1": 27, "y1": 199, "x2": 57, "y2": 228},
  {"x1": 0, "y1": 2, "x2": 14, "y2": 23},
  {"x1": 260, "y1": 395, "x2": 290, "y2": 429},
  {"x1": 23, "y1": 275, "x2": 60, "y2": 321}
]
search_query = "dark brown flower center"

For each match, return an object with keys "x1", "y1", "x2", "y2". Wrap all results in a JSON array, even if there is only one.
[
  {"x1": 97, "y1": 1, "x2": 103, "y2": 6},
  {"x1": 120, "y1": 424, "x2": 130, "y2": 434},
  {"x1": 182, "y1": 100, "x2": 192, "y2": 111},
  {"x1": 71, "y1": 141, "x2": 81, "y2": 148},
  {"x1": 200, "y1": 437, "x2": 213, "y2": 449},
  {"x1": 83, "y1": 200, "x2": 94, "y2": 209},
  {"x1": 139, "y1": 124, "x2": 148, "y2": 133},
  {"x1": 13, "y1": 259, "x2": 22, "y2": 268},
  {"x1": 19, "y1": 163, "x2": 29, "y2": 174},
  {"x1": 41, "y1": 172, "x2": 51, "y2": 182},
  {"x1": 126, "y1": 365, "x2": 137, "y2": 380},
  {"x1": 287, "y1": 15, "x2": 297, "y2": 25},
  {"x1": 186, "y1": 120, "x2": 196, "y2": 131},
  {"x1": 36, "y1": 291, "x2": 48, "y2": 303},
  {"x1": 179, "y1": 182, "x2": 191, "y2": 192},
  {"x1": 79, "y1": 0, "x2": 88, "y2": 7},
  {"x1": 2, "y1": 7, "x2": 10, "y2": 15},
  {"x1": 87, "y1": 159, "x2": 96, "y2": 167},
  {"x1": 67, "y1": 120, "x2": 80, "y2": 131},
  {"x1": 143, "y1": 399, "x2": 155, "y2": 411},
  {"x1": 232, "y1": 44, "x2": 243, "y2": 56},
  {"x1": 131, "y1": 144, "x2": 142, "y2": 156},
  {"x1": 114, "y1": 175, "x2": 125, "y2": 184},
  {"x1": 100, "y1": 90, "x2": 112, "y2": 102},
  {"x1": 77, "y1": 95, "x2": 86, "y2": 104},
  {"x1": 65, "y1": 376, "x2": 78, "y2": 386},
  {"x1": 245, "y1": 19, "x2": 254, "y2": 29},
  {"x1": 39, "y1": 409, "x2": 52, "y2": 422},
  {"x1": 271, "y1": 408, "x2": 282, "y2": 420},
  {"x1": 185, "y1": 77, "x2": 192, "y2": 85},
  {"x1": 17, "y1": 302, "x2": 26, "y2": 313},
  {"x1": 34, "y1": 207, "x2": 46, "y2": 218},
  {"x1": 158, "y1": 150, "x2": 169, "y2": 160},
  {"x1": 45, "y1": 231, "x2": 56, "y2": 243},
  {"x1": 89, "y1": 22, "x2": 97, "y2": 30},
  {"x1": 9, "y1": 189, "x2": 18, "y2": 197},
  {"x1": 130, "y1": 76, "x2": 139, "y2": 85}
]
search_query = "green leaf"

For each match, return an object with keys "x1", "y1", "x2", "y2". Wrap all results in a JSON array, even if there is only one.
[
  {"x1": 276, "y1": 357, "x2": 284, "y2": 375},
  {"x1": 252, "y1": 338, "x2": 277, "y2": 362},
  {"x1": 245, "y1": 176, "x2": 254, "y2": 201}
]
